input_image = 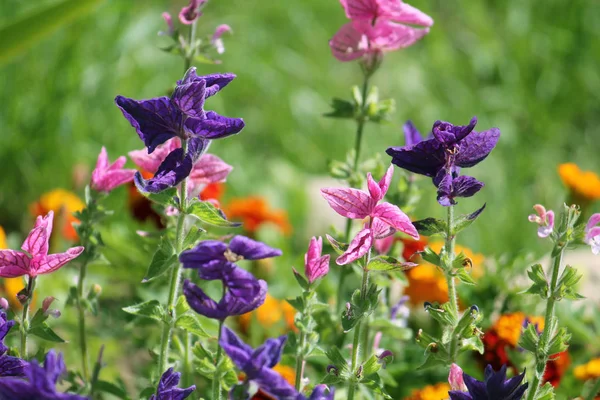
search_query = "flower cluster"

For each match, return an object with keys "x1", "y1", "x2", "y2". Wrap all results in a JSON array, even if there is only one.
[
  {"x1": 180, "y1": 235, "x2": 280, "y2": 320},
  {"x1": 150, "y1": 368, "x2": 196, "y2": 400},
  {"x1": 387, "y1": 118, "x2": 500, "y2": 206},
  {"x1": 329, "y1": 0, "x2": 433, "y2": 66},
  {"x1": 115, "y1": 67, "x2": 244, "y2": 193},
  {"x1": 321, "y1": 165, "x2": 419, "y2": 264},
  {"x1": 528, "y1": 204, "x2": 555, "y2": 238}
]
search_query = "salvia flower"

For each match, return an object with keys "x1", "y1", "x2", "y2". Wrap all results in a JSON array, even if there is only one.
[
  {"x1": 150, "y1": 368, "x2": 196, "y2": 400},
  {"x1": 115, "y1": 67, "x2": 244, "y2": 193},
  {"x1": 0, "y1": 211, "x2": 84, "y2": 278},
  {"x1": 90, "y1": 147, "x2": 136, "y2": 193},
  {"x1": 527, "y1": 204, "x2": 555, "y2": 238},
  {"x1": 321, "y1": 165, "x2": 419, "y2": 265},
  {"x1": 330, "y1": 0, "x2": 433, "y2": 65},
  {"x1": 301, "y1": 236, "x2": 330, "y2": 284},
  {"x1": 0, "y1": 350, "x2": 87, "y2": 399},
  {"x1": 212, "y1": 24, "x2": 232, "y2": 54},
  {"x1": 220, "y1": 327, "x2": 334, "y2": 400},
  {"x1": 179, "y1": 0, "x2": 204, "y2": 25},
  {"x1": 448, "y1": 365, "x2": 528, "y2": 400},
  {"x1": 160, "y1": 12, "x2": 174, "y2": 36},
  {"x1": 585, "y1": 213, "x2": 600, "y2": 255},
  {"x1": 0, "y1": 311, "x2": 26, "y2": 377},
  {"x1": 448, "y1": 363, "x2": 467, "y2": 392},
  {"x1": 387, "y1": 117, "x2": 500, "y2": 206}
]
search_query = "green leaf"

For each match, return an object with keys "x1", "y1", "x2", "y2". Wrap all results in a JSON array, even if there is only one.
[
  {"x1": 367, "y1": 256, "x2": 417, "y2": 272},
  {"x1": 0, "y1": 0, "x2": 104, "y2": 66},
  {"x1": 412, "y1": 218, "x2": 447, "y2": 237},
  {"x1": 29, "y1": 323, "x2": 66, "y2": 343},
  {"x1": 524, "y1": 264, "x2": 550, "y2": 298},
  {"x1": 326, "y1": 234, "x2": 348, "y2": 255},
  {"x1": 361, "y1": 354, "x2": 381, "y2": 376},
  {"x1": 145, "y1": 187, "x2": 178, "y2": 207},
  {"x1": 29, "y1": 309, "x2": 49, "y2": 330},
  {"x1": 187, "y1": 200, "x2": 242, "y2": 227},
  {"x1": 419, "y1": 247, "x2": 441, "y2": 266},
  {"x1": 93, "y1": 380, "x2": 130, "y2": 399},
  {"x1": 175, "y1": 295, "x2": 190, "y2": 316},
  {"x1": 417, "y1": 353, "x2": 447, "y2": 370},
  {"x1": 518, "y1": 323, "x2": 540, "y2": 353},
  {"x1": 555, "y1": 265, "x2": 585, "y2": 300},
  {"x1": 175, "y1": 314, "x2": 210, "y2": 338},
  {"x1": 324, "y1": 98, "x2": 356, "y2": 119},
  {"x1": 325, "y1": 347, "x2": 350, "y2": 374},
  {"x1": 452, "y1": 203, "x2": 486, "y2": 235},
  {"x1": 292, "y1": 269, "x2": 309, "y2": 290},
  {"x1": 142, "y1": 237, "x2": 177, "y2": 283},
  {"x1": 461, "y1": 336, "x2": 484, "y2": 354},
  {"x1": 182, "y1": 225, "x2": 205, "y2": 250},
  {"x1": 122, "y1": 300, "x2": 165, "y2": 322},
  {"x1": 534, "y1": 382, "x2": 555, "y2": 400},
  {"x1": 456, "y1": 269, "x2": 477, "y2": 285}
]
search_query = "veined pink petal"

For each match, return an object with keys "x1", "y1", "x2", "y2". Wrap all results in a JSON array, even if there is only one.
[
  {"x1": 585, "y1": 227, "x2": 600, "y2": 243},
  {"x1": 329, "y1": 23, "x2": 368, "y2": 62},
  {"x1": 94, "y1": 147, "x2": 109, "y2": 175},
  {"x1": 384, "y1": 1, "x2": 434, "y2": 27},
  {"x1": 321, "y1": 187, "x2": 376, "y2": 219},
  {"x1": 97, "y1": 169, "x2": 137, "y2": 192},
  {"x1": 374, "y1": 235, "x2": 395, "y2": 255},
  {"x1": 32, "y1": 246, "x2": 84, "y2": 276},
  {"x1": 128, "y1": 138, "x2": 179, "y2": 173},
  {"x1": 340, "y1": 0, "x2": 380, "y2": 20},
  {"x1": 108, "y1": 155, "x2": 127, "y2": 171},
  {"x1": 367, "y1": 173, "x2": 383, "y2": 201},
  {"x1": 355, "y1": 20, "x2": 430, "y2": 52},
  {"x1": 189, "y1": 154, "x2": 233, "y2": 184},
  {"x1": 305, "y1": 236, "x2": 323, "y2": 265},
  {"x1": 305, "y1": 237, "x2": 329, "y2": 283},
  {"x1": 378, "y1": 165, "x2": 394, "y2": 196},
  {"x1": 449, "y1": 363, "x2": 467, "y2": 391},
  {"x1": 0, "y1": 250, "x2": 30, "y2": 278},
  {"x1": 372, "y1": 202, "x2": 419, "y2": 239},
  {"x1": 371, "y1": 217, "x2": 395, "y2": 239},
  {"x1": 22, "y1": 211, "x2": 54, "y2": 257},
  {"x1": 337, "y1": 228, "x2": 373, "y2": 265}
]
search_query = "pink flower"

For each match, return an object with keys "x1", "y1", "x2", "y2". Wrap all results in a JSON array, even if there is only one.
[
  {"x1": 330, "y1": 0, "x2": 433, "y2": 63},
  {"x1": 374, "y1": 234, "x2": 395, "y2": 255},
  {"x1": 321, "y1": 165, "x2": 419, "y2": 265},
  {"x1": 179, "y1": 0, "x2": 204, "y2": 25},
  {"x1": 585, "y1": 213, "x2": 600, "y2": 255},
  {"x1": 448, "y1": 363, "x2": 467, "y2": 391},
  {"x1": 212, "y1": 24, "x2": 232, "y2": 54},
  {"x1": 160, "y1": 12, "x2": 175, "y2": 36},
  {"x1": 91, "y1": 147, "x2": 137, "y2": 193},
  {"x1": 528, "y1": 204, "x2": 555, "y2": 238},
  {"x1": 0, "y1": 212, "x2": 84, "y2": 278},
  {"x1": 303, "y1": 237, "x2": 330, "y2": 283}
]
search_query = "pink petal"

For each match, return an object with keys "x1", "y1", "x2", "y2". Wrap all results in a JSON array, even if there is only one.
[
  {"x1": 108, "y1": 155, "x2": 127, "y2": 171},
  {"x1": 337, "y1": 228, "x2": 373, "y2": 265},
  {"x1": 586, "y1": 227, "x2": 600, "y2": 244},
  {"x1": 340, "y1": 0, "x2": 380, "y2": 20},
  {"x1": 532, "y1": 204, "x2": 547, "y2": 221},
  {"x1": 374, "y1": 235, "x2": 395, "y2": 255},
  {"x1": 0, "y1": 250, "x2": 30, "y2": 278},
  {"x1": 372, "y1": 202, "x2": 419, "y2": 239},
  {"x1": 448, "y1": 363, "x2": 467, "y2": 391},
  {"x1": 95, "y1": 169, "x2": 137, "y2": 192},
  {"x1": 546, "y1": 210, "x2": 555, "y2": 228},
  {"x1": 378, "y1": 165, "x2": 394, "y2": 196},
  {"x1": 367, "y1": 173, "x2": 382, "y2": 202},
  {"x1": 586, "y1": 213, "x2": 600, "y2": 234},
  {"x1": 189, "y1": 154, "x2": 233, "y2": 184},
  {"x1": 371, "y1": 217, "x2": 395, "y2": 239},
  {"x1": 354, "y1": 20, "x2": 430, "y2": 52},
  {"x1": 212, "y1": 24, "x2": 232, "y2": 41},
  {"x1": 308, "y1": 255, "x2": 330, "y2": 284},
  {"x1": 22, "y1": 212, "x2": 54, "y2": 257},
  {"x1": 384, "y1": 1, "x2": 434, "y2": 27},
  {"x1": 128, "y1": 138, "x2": 179, "y2": 173},
  {"x1": 94, "y1": 147, "x2": 109, "y2": 176},
  {"x1": 32, "y1": 246, "x2": 84, "y2": 276},
  {"x1": 305, "y1": 236, "x2": 323, "y2": 266},
  {"x1": 329, "y1": 23, "x2": 368, "y2": 62},
  {"x1": 321, "y1": 187, "x2": 376, "y2": 219}
]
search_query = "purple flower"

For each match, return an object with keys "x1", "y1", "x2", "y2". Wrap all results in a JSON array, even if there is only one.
[
  {"x1": 387, "y1": 117, "x2": 500, "y2": 206},
  {"x1": 0, "y1": 312, "x2": 26, "y2": 377},
  {"x1": 0, "y1": 351, "x2": 87, "y2": 399},
  {"x1": 585, "y1": 213, "x2": 600, "y2": 255},
  {"x1": 528, "y1": 204, "x2": 555, "y2": 238},
  {"x1": 448, "y1": 365, "x2": 528, "y2": 400},
  {"x1": 150, "y1": 368, "x2": 195, "y2": 400},
  {"x1": 220, "y1": 328, "x2": 335, "y2": 400}
]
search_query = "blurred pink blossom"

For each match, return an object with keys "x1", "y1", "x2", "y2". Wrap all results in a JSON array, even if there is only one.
[
  {"x1": 528, "y1": 204, "x2": 555, "y2": 238},
  {"x1": 448, "y1": 363, "x2": 467, "y2": 391},
  {"x1": 179, "y1": 0, "x2": 205, "y2": 25},
  {"x1": 303, "y1": 236, "x2": 330, "y2": 283},
  {"x1": 585, "y1": 213, "x2": 600, "y2": 255},
  {"x1": 91, "y1": 147, "x2": 137, "y2": 193},
  {"x1": 212, "y1": 24, "x2": 232, "y2": 54}
]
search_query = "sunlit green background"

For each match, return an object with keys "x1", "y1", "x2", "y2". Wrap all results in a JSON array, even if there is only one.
[{"x1": 0, "y1": 0, "x2": 599, "y2": 398}]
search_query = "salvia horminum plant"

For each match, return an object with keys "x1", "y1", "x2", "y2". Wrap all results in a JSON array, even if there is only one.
[{"x1": 1, "y1": 0, "x2": 599, "y2": 400}]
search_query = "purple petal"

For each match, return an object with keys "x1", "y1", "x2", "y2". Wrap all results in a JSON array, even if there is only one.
[
  {"x1": 387, "y1": 138, "x2": 446, "y2": 177},
  {"x1": 183, "y1": 280, "x2": 223, "y2": 319},
  {"x1": 448, "y1": 392, "x2": 473, "y2": 400},
  {"x1": 115, "y1": 96, "x2": 182, "y2": 153},
  {"x1": 180, "y1": 241, "x2": 228, "y2": 270},
  {"x1": 455, "y1": 128, "x2": 501, "y2": 168},
  {"x1": 452, "y1": 175, "x2": 484, "y2": 198},
  {"x1": 222, "y1": 266, "x2": 265, "y2": 298},
  {"x1": 179, "y1": 69, "x2": 236, "y2": 98},
  {"x1": 134, "y1": 148, "x2": 193, "y2": 193},
  {"x1": 252, "y1": 367, "x2": 301, "y2": 400},
  {"x1": 403, "y1": 120, "x2": 423, "y2": 146},
  {"x1": 463, "y1": 372, "x2": 487, "y2": 399},
  {"x1": 251, "y1": 335, "x2": 287, "y2": 370},
  {"x1": 308, "y1": 385, "x2": 335, "y2": 400},
  {"x1": 229, "y1": 236, "x2": 283, "y2": 260},
  {"x1": 184, "y1": 111, "x2": 245, "y2": 139},
  {"x1": 172, "y1": 80, "x2": 206, "y2": 118},
  {"x1": 0, "y1": 355, "x2": 27, "y2": 377},
  {"x1": 221, "y1": 279, "x2": 267, "y2": 316},
  {"x1": 219, "y1": 327, "x2": 254, "y2": 371},
  {"x1": 156, "y1": 368, "x2": 196, "y2": 400}
]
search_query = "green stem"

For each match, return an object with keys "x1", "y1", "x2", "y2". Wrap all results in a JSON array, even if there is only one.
[
  {"x1": 157, "y1": 142, "x2": 189, "y2": 376},
  {"x1": 585, "y1": 378, "x2": 600, "y2": 400},
  {"x1": 443, "y1": 205, "x2": 461, "y2": 363},
  {"x1": 184, "y1": 18, "x2": 198, "y2": 71},
  {"x1": 294, "y1": 330, "x2": 306, "y2": 391},
  {"x1": 76, "y1": 260, "x2": 91, "y2": 382},
  {"x1": 526, "y1": 248, "x2": 565, "y2": 400},
  {"x1": 182, "y1": 332, "x2": 192, "y2": 388},
  {"x1": 212, "y1": 320, "x2": 224, "y2": 400},
  {"x1": 20, "y1": 276, "x2": 35, "y2": 359},
  {"x1": 336, "y1": 71, "x2": 372, "y2": 315}
]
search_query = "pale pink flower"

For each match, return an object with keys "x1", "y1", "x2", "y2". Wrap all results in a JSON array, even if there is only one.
[
  {"x1": 179, "y1": 0, "x2": 205, "y2": 25},
  {"x1": 330, "y1": 0, "x2": 433, "y2": 63},
  {"x1": 0, "y1": 298, "x2": 8, "y2": 310},
  {"x1": 528, "y1": 204, "x2": 555, "y2": 238},
  {"x1": 321, "y1": 165, "x2": 419, "y2": 265},
  {"x1": 448, "y1": 363, "x2": 467, "y2": 391},
  {"x1": 585, "y1": 213, "x2": 600, "y2": 255},
  {"x1": 160, "y1": 12, "x2": 174, "y2": 35},
  {"x1": 91, "y1": 147, "x2": 137, "y2": 193},
  {"x1": 0, "y1": 212, "x2": 84, "y2": 278},
  {"x1": 303, "y1": 237, "x2": 330, "y2": 284},
  {"x1": 212, "y1": 24, "x2": 232, "y2": 54}
]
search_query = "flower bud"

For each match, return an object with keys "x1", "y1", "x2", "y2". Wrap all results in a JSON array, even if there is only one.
[
  {"x1": 42, "y1": 296, "x2": 56, "y2": 313},
  {"x1": 449, "y1": 363, "x2": 467, "y2": 391}
]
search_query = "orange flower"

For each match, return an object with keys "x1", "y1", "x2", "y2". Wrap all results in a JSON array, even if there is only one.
[
  {"x1": 404, "y1": 383, "x2": 451, "y2": 400},
  {"x1": 574, "y1": 358, "x2": 600, "y2": 381},
  {"x1": 224, "y1": 197, "x2": 291, "y2": 235},
  {"x1": 403, "y1": 241, "x2": 484, "y2": 306},
  {"x1": 558, "y1": 163, "x2": 600, "y2": 201},
  {"x1": 238, "y1": 293, "x2": 296, "y2": 335},
  {"x1": 30, "y1": 189, "x2": 84, "y2": 242},
  {"x1": 200, "y1": 182, "x2": 225, "y2": 202}
]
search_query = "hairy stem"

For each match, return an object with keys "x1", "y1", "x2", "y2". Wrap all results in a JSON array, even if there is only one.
[
  {"x1": 443, "y1": 205, "x2": 461, "y2": 363},
  {"x1": 212, "y1": 320, "x2": 225, "y2": 400},
  {"x1": 20, "y1": 276, "x2": 35, "y2": 359},
  {"x1": 295, "y1": 330, "x2": 307, "y2": 391},
  {"x1": 526, "y1": 248, "x2": 565, "y2": 400},
  {"x1": 77, "y1": 259, "x2": 91, "y2": 382},
  {"x1": 184, "y1": 18, "x2": 198, "y2": 72}
]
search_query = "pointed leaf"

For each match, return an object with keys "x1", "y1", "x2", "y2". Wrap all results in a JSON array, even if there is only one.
[
  {"x1": 142, "y1": 237, "x2": 177, "y2": 283},
  {"x1": 29, "y1": 323, "x2": 66, "y2": 343},
  {"x1": 176, "y1": 314, "x2": 210, "y2": 338},
  {"x1": 187, "y1": 200, "x2": 242, "y2": 227},
  {"x1": 122, "y1": 300, "x2": 165, "y2": 322},
  {"x1": 452, "y1": 204, "x2": 486, "y2": 235},
  {"x1": 412, "y1": 218, "x2": 447, "y2": 237}
]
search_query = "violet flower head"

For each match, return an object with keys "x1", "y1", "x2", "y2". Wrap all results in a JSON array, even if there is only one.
[
  {"x1": 150, "y1": 368, "x2": 196, "y2": 400},
  {"x1": 179, "y1": 0, "x2": 204, "y2": 25},
  {"x1": 0, "y1": 350, "x2": 87, "y2": 400},
  {"x1": 330, "y1": 0, "x2": 433, "y2": 64},
  {"x1": 387, "y1": 117, "x2": 500, "y2": 206},
  {"x1": 90, "y1": 147, "x2": 136, "y2": 193},
  {"x1": 585, "y1": 213, "x2": 600, "y2": 255},
  {"x1": 0, "y1": 311, "x2": 26, "y2": 377},
  {"x1": 321, "y1": 165, "x2": 419, "y2": 265},
  {"x1": 303, "y1": 236, "x2": 330, "y2": 284},
  {"x1": 0, "y1": 211, "x2": 84, "y2": 278},
  {"x1": 448, "y1": 365, "x2": 528, "y2": 400},
  {"x1": 528, "y1": 204, "x2": 555, "y2": 238}
]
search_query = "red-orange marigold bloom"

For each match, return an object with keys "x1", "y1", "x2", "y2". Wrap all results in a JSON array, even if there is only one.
[
  {"x1": 225, "y1": 197, "x2": 291, "y2": 235},
  {"x1": 404, "y1": 383, "x2": 451, "y2": 400},
  {"x1": 558, "y1": 163, "x2": 600, "y2": 201}
]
